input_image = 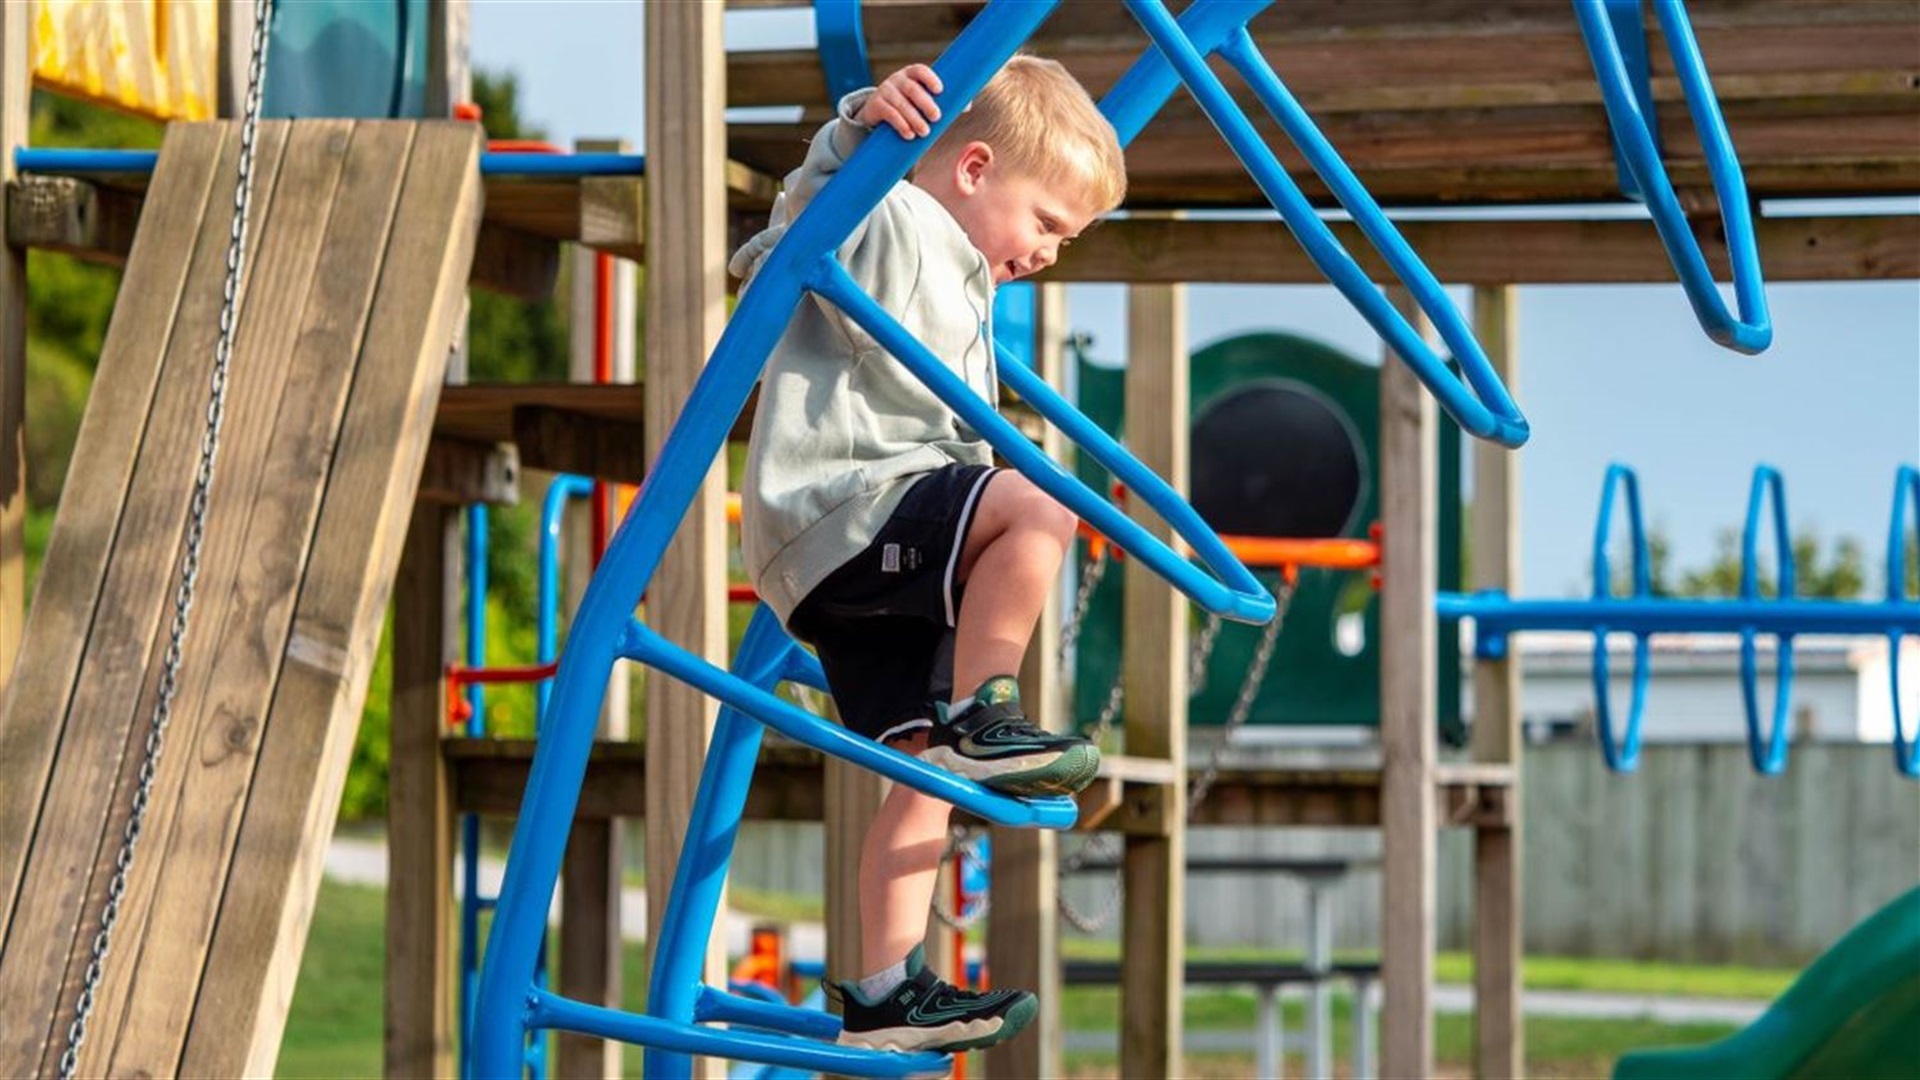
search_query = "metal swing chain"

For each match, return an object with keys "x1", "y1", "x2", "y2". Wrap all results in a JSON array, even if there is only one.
[
  {"x1": 59, "y1": 2, "x2": 274, "y2": 1075},
  {"x1": 929, "y1": 826, "x2": 992, "y2": 932},
  {"x1": 1056, "y1": 580, "x2": 1295, "y2": 934},
  {"x1": 1188, "y1": 580, "x2": 1292, "y2": 811}
]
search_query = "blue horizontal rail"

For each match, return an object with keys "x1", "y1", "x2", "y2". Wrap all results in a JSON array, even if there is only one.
[
  {"x1": 1437, "y1": 595, "x2": 1920, "y2": 639},
  {"x1": 1439, "y1": 464, "x2": 1919, "y2": 778},
  {"x1": 14, "y1": 147, "x2": 646, "y2": 178}
]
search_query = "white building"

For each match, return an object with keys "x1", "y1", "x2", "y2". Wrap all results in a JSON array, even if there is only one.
[{"x1": 1510, "y1": 630, "x2": 1920, "y2": 747}]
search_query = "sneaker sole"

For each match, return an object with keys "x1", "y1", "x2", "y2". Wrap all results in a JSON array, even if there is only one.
[
  {"x1": 836, "y1": 993, "x2": 1039, "y2": 1055},
  {"x1": 923, "y1": 744, "x2": 1102, "y2": 797}
]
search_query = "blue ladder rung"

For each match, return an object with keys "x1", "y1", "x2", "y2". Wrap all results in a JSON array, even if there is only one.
[
  {"x1": 619, "y1": 617, "x2": 1081, "y2": 830},
  {"x1": 527, "y1": 988, "x2": 948, "y2": 1078}
]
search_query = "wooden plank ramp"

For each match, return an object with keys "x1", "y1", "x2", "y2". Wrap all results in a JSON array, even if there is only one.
[{"x1": 0, "y1": 119, "x2": 480, "y2": 1077}]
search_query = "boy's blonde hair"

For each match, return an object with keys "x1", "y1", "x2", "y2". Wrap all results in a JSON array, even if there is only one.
[{"x1": 921, "y1": 54, "x2": 1127, "y2": 214}]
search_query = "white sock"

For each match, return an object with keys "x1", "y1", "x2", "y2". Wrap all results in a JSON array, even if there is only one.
[{"x1": 856, "y1": 958, "x2": 908, "y2": 1000}]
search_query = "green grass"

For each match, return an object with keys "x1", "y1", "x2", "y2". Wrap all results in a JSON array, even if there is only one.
[
  {"x1": 283, "y1": 880, "x2": 1756, "y2": 1079},
  {"x1": 1433, "y1": 951, "x2": 1795, "y2": 1001},
  {"x1": 1059, "y1": 934, "x2": 1794, "y2": 1001}
]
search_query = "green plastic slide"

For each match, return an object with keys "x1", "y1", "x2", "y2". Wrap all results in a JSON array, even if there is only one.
[{"x1": 1614, "y1": 886, "x2": 1920, "y2": 1080}]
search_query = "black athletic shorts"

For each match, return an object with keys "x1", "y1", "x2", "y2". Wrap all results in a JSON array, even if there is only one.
[{"x1": 787, "y1": 463, "x2": 1001, "y2": 743}]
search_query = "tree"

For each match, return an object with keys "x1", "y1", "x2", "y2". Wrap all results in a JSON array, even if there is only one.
[{"x1": 1675, "y1": 527, "x2": 1867, "y2": 600}]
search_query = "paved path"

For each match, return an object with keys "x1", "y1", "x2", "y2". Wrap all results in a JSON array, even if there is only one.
[{"x1": 325, "y1": 834, "x2": 1765, "y2": 1026}]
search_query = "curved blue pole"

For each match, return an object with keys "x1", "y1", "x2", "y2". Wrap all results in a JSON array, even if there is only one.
[
  {"x1": 643, "y1": 606, "x2": 804, "y2": 1078},
  {"x1": 1574, "y1": 0, "x2": 1771, "y2": 352},
  {"x1": 1888, "y1": 466, "x2": 1920, "y2": 778},
  {"x1": 1738, "y1": 466, "x2": 1795, "y2": 774},
  {"x1": 814, "y1": 0, "x2": 873, "y2": 102},
  {"x1": 1099, "y1": 0, "x2": 1529, "y2": 447},
  {"x1": 1588, "y1": 464, "x2": 1652, "y2": 772},
  {"x1": 459, "y1": 504, "x2": 489, "y2": 1074},
  {"x1": 472, "y1": 6, "x2": 1068, "y2": 1074},
  {"x1": 539, "y1": 475, "x2": 597, "y2": 722}
]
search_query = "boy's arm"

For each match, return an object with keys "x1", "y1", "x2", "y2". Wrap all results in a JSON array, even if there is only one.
[
  {"x1": 727, "y1": 89, "x2": 877, "y2": 280},
  {"x1": 729, "y1": 66, "x2": 941, "y2": 281},
  {"x1": 777, "y1": 88, "x2": 880, "y2": 225},
  {"x1": 785, "y1": 66, "x2": 943, "y2": 221}
]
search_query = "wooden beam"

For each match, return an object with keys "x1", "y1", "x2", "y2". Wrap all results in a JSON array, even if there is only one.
[
  {"x1": 986, "y1": 282, "x2": 1067, "y2": 1080},
  {"x1": 470, "y1": 223, "x2": 559, "y2": 300},
  {"x1": 1470, "y1": 286, "x2": 1524, "y2": 1080},
  {"x1": 6, "y1": 176, "x2": 144, "y2": 263},
  {"x1": 644, "y1": 7, "x2": 730, "y2": 1078},
  {"x1": 0, "y1": 2, "x2": 26, "y2": 695},
  {"x1": 416, "y1": 437, "x2": 518, "y2": 506},
  {"x1": 1379, "y1": 287, "x2": 1439, "y2": 1079},
  {"x1": 1120, "y1": 283, "x2": 1188, "y2": 1077},
  {"x1": 1047, "y1": 214, "x2": 1920, "y2": 285},
  {"x1": 730, "y1": 1, "x2": 1919, "y2": 113},
  {"x1": 512, "y1": 405, "x2": 647, "y2": 484},
  {"x1": 446, "y1": 745, "x2": 1518, "y2": 829}
]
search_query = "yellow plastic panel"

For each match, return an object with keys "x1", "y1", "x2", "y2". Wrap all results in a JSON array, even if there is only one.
[{"x1": 33, "y1": 0, "x2": 216, "y2": 121}]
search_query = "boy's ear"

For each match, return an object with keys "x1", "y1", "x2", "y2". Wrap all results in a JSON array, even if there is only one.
[{"x1": 953, "y1": 141, "x2": 994, "y2": 195}]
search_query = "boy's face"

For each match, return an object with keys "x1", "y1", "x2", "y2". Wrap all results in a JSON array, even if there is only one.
[{"x1": 937, "y1": 143, "x2": 1099, "y2": 286}]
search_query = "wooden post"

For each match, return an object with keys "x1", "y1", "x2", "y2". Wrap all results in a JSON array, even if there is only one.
[
  {"x1": 1471, "y1": 285, "x2": 1523, "y2": 1079},
  {"x1": 387, "y1": 8, "x2": 468, "y2": 1076},
  {"x1": 1121, "y1": 283, "x2": 1188, "y2": 1077},
  {"x1": 388, "y1": 504, "x2": 459, "y2": 1078},
  {"x1": 643, "y1": 6, "x2": 728, "y2": 1077},
  {"x1": 1380, "y1": 287, "x2": 1438, "y2": 1078},
  {"x1": 215, "y1": 1, "x2": 250, "y2": 118},
  {"x1": 556, "y1": 140, "x2": 636, "y2": 1080},
  {"x1": 0, "y1": 2, "x2": 25, "y2": 690},
  {"x1": 985, "y1": 282, "x2": 1067, "y2": 1080}
]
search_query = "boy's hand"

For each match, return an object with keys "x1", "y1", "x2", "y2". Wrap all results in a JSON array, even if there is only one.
[{"x1": 859, "y1": 64, "x2": 944, "y2": 138}]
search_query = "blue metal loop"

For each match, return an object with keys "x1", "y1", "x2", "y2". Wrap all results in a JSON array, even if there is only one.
[
  {"x1": 813, "y1": 0, "x2": 873, "y2": 102},
  {"x1": 1098, "y1": 0, "x2": 1530, "y2": 447},
  {"x1": 1738, "y1": 466, "x2": 1795, "y2": 774},
  {"x1": 1574, "y1": 0, "x2": 1772, "y2": 353},
  {"x1": 1589, "y1": 463, "x2": 1652, "y2": 771},
  {"x1": 1887, "y1": 466, "x2": 1920, "y2": 778}
]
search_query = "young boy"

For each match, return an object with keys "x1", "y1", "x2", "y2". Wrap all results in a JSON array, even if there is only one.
[{"x1": 729, "y1": 56, "x2": 1127, "y2": 1053}]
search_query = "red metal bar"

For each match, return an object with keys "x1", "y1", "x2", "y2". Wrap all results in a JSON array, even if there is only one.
[{"x1": 445, "y1": 662, "x2": 561, "y2": 727}]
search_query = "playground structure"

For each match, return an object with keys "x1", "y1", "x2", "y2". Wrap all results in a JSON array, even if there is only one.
[{"x1": 0, "y1": 2, "x2": 1910, "y2": 1079}]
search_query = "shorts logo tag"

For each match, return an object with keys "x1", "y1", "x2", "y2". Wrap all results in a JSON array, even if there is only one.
[{"x1": 882, "y1": 543, "x2": 901, "y2": 573}]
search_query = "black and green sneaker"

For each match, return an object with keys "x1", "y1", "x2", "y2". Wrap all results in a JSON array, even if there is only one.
[
  {"x1": 921, "y1": 676, "x2": 1100, "y2": 797},
  {"x1": 834, "y1": 944, "x2": 1038, "y2": 1053}
]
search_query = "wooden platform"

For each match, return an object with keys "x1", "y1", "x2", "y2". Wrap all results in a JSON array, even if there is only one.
[
  {"x1": 0, "y1": 119, "x2": 481, "y2": 1077},
  {"x1": 728, "y1": 0, "x2": 1920, "y2": 208},
  {"x1": 445, "y1": 738, "x2": 1514, "y2": 831}
]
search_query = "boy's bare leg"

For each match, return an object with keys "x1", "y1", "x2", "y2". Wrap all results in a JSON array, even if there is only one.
[
  {"x1": 857, "y1": 472, "x2": 1076, "y2": 974},
  {"x1": 950, "y1": 472, "x2": 1078, "y2": 701},
  {"x1": 859, "y1": 731, "x2": 953, "y2": 972}
]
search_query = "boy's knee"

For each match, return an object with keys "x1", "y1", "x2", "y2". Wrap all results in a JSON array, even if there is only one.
[{"x1": 1000, "y1": 473, "x2": 1077, "y2": 545}]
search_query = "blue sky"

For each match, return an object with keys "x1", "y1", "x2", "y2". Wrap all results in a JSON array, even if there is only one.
[{"x1": 470, "y1": 2, "x2": 1919, "y2": 598}]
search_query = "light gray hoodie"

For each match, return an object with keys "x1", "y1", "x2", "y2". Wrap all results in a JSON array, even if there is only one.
[{"x1": 730, "y1": 90, "x2": 999, "y2": 625}]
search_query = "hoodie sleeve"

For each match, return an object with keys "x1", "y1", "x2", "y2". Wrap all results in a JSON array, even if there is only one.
[{"x1": 728, "y1": 89, "x2": 879, "y2": 282}]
